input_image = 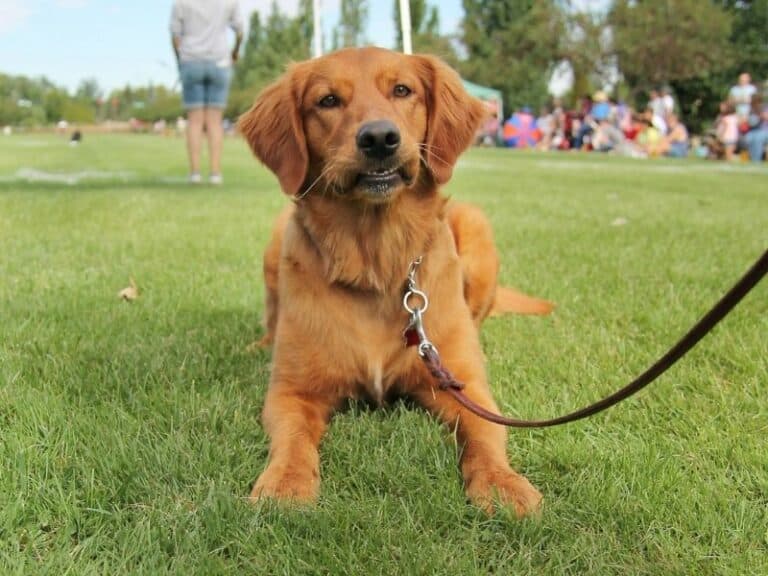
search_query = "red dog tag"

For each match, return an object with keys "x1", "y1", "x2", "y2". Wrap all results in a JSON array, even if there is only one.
[{"x1": 403, "y1": 327, "x2": 420, "y2": 347}]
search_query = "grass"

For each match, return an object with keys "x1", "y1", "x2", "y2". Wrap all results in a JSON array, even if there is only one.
[{"x1": 0, "y1": 133, "x2": 766, "y2": 575}]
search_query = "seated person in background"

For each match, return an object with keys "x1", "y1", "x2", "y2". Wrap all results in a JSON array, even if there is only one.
[
  {"x1": 549, "y1": 98, "x2": 566, "y2": 149},
  {"x1": 574, "y1": 90, "x2": 612, "y2": 149},
  {"x1": 536, "y1": 106, "x2": 555, "y2": 151},
  {"x1": 715, "y1": 101, "x2": 739, "y2": 161},
  {"x1": 636, "y1": 111, "x2": 662, "y2": 156},
  {"x1": 649, "y1": 114, "x2": 689, "y2": 158},
  {"x1": 742, "y1": 94, "x2": 768, "y2": 162},
  {"x1": 591, "y1": 120, "x2": 624, "y2": 153}
]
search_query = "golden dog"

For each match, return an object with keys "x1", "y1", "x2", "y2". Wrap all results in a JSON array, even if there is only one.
[{"x1": 239, "y1": 47, "x2": 551, "y2": 516}]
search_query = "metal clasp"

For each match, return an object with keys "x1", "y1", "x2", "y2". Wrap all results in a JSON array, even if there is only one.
[{"x1": 402, "y1": 256, "x2": 438, "y2": 357}]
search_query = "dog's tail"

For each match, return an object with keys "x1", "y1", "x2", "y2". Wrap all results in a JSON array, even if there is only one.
[{"x1": 490, "y1": 286, "x2": 554, "y2": 317}]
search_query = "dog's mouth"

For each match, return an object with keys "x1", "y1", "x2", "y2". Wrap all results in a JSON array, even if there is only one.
[{"x1": 354, "y1": 165, "x2": 412, "y2": 201}]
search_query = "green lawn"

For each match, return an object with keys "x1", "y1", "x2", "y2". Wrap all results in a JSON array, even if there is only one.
[{"x1": 1, "y1": 133, "x2": 766, "y2": 575}]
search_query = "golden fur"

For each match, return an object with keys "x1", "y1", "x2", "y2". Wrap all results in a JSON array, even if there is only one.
[{"x1": 238, "y1": 47, "x2": 551, "y2": 516}]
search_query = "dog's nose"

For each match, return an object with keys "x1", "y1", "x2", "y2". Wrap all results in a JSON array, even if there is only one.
[{"x1": 356, "y1": 120, "x2": 401, "y2": 159}]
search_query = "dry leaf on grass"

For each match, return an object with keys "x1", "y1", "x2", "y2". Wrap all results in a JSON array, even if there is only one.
[{"x1": 118, "y1": 278, "x2": 139, "y2": 302}]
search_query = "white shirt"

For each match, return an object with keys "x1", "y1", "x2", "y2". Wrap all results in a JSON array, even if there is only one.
[{"x1": 170, "y1": 0, "x2": 244, "y2": 64}]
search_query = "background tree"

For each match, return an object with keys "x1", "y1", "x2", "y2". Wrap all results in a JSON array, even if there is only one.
[
  {"x1": 608, "y1": 0, "x2": 733, "y2": 131},
  {"x1": 669, "y1": 0, "x2": 768, "y2": 132},
  {"x1": 393, "y1": 0, "x2": 458, "y2": 64},
  {"x1": 230, "y1": 2, "x2": 313, "y2": 118},
  {"x1": 555, "y1": 3, "x2": 613, "y2": 108},
  {"x1": 460, "y1": 0, "x2": 566, "y2": 113},
  {"x1": 333, "y1": 0, "x2": 368, "y2": 49}
]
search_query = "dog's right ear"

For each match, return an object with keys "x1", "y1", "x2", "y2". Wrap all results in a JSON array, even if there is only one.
[{"x1": 237, "y1": 71, "x2": 308, "y2": 196}]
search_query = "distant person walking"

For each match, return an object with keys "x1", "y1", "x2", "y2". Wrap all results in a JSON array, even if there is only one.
[{"x1": 171, "y1": 0, "x2": 244, "y2": 184}]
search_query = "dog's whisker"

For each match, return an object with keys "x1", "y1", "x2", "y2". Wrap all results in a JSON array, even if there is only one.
[
  {"x1": 297, "y1": 163, "x2": 337, "y2": 199},
  {"x1": 417, "y1": 143, "x2": 450, "y2": 167}
]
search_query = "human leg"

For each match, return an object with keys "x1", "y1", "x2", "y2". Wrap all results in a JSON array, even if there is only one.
[
  {"x1": 179, "y1": 61, "x2": 207, "y2": 180},
  {"x1": 185, "y1": 108, "x2": 205, "y2": 178},
  {"x1": 204, "y1": 108, "x2": 224, "y2": 178},
  {"x1": 203, "y1": 64, "x2": 232, "y2": 181}
]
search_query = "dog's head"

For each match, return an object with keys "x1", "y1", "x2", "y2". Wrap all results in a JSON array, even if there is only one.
[{"x1": 238, "y1": 47, "x2": 487, "y2": 203}]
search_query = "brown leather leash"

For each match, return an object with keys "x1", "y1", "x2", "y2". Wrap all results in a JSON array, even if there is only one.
[{"x1": 404, "y1": 249, "x2": 768, "y2": 428}]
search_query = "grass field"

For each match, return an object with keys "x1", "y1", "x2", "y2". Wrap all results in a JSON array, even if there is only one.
[{"x1": 1, "y1": 133, "x2": 766, "y2": 575}]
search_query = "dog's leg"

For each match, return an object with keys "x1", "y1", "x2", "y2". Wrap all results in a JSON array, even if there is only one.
[
  {"x1": 247, "y1": 207, "x2": 292, "y2": 351},
  {"x1": 411, "y1": 360, "x2": 542, "y2": 517},
  {"x1": 251, "y1": 386, "x2": 336, "y2": 503}
]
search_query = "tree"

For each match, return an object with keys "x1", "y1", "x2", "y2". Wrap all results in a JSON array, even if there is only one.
[
  {"x1": 669, "y1": 0, "x2": 768, "y2": 132},
  {"x1": 554, "y1": 3, "x2": 614, "y2": 108},
  {"x1": 724, "y1": 0, "x2": 768, "y2": 82},
  {"x1": 297, "y1": 0, "x2": 315, "y2": 51},
  {"x1": 460, "y1": 0, "x2": 566, "y2": 113},
  {"x1": 230, "y1": 2, "x2": 313, "y2": 118},
  {"x1": 608, "y1": 0, "x2": 736, "y2": 134},
  {"x1": 608, "y1": 0, "x2": 733, "y2": 94},
  {"x1": 233, "y1": 10, "x2": 264, "y2": 90},
  {"x1": 393, "y1": 0, "x2": 458, "y2": 63},
  {"x1": 333, "y1": 0, "x2": 368, "y2": 49},
  {"x1": 75, "y1": 78, "x2": 102, "y2": 103}
]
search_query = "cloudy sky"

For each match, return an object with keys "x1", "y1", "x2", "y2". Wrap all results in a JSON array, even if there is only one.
[{"x1": 0, "y1": 0, "x2": 463, "y2": 93}]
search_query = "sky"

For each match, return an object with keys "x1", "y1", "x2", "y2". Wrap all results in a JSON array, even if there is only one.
[{"x1": 0, "y1": 0, "x2": 464, "y2": 94}]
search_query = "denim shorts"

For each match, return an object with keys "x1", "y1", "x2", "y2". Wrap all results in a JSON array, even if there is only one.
[{"x1": 179, "y1": 60, "x2": 232, "y2": 109}]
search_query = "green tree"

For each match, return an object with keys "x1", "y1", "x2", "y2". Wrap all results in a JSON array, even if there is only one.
[
  {"x1": 333, "y1": 0, "x2": 368, "y2": 49},
  {"x1": 460, "y1": 0, "x2": 566, "y2": 113},
  {"x1": 75, "y1": 77, "x2": 102, "y2": 103},
  {"x1": 0, "y1": 73, "x2": 70, "y2": 126},
  {"x1": 393, "y1": 0, "x2": 458, "y2": 63},
  {"x1": 230, "y1": 2, "x2": 312, "y2": 118},
  {"x1": 669, "y1": 0, "x2": 768, "y2": 132},
  {"x1": 608, "y1": 0, "x2": 733, "y2": 93},
  {"x1": 60, "y1": 100, "x2": 96, "y2": 124},
  {"x1": 555, "y1": 4, "x2": 613, "y2": 108},
  {"x1": 297, "y1": 0, "x2": 315, "y2": 50},
  {"x1": 234, "y1": 3, "x2": 311, "y2": 90}
]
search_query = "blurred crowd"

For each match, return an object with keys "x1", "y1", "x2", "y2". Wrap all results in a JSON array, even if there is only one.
[{"x1": 481, "y1": 72, "x2": 768, "y2": 163}]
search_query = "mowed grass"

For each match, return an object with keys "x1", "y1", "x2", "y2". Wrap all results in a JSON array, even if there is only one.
[{"x1": 0, "y1": 133, "x2": 766, "y2": 575}]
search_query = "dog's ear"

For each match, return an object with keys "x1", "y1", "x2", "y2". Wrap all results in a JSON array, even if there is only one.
[
  {"x1": 415, "y1": 55, "x2": 488, "y2": 185},
  {"x1": 237, "y1": 70, "x2": 308, "y2": 196}
]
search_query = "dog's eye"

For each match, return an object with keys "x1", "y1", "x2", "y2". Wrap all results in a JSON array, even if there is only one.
[
  {"x1": 318, "y1": 94, "x2": 341, "y2": 108},
  {"x1": 393, "y1": 84, "x2": 412, "y2": 98}
]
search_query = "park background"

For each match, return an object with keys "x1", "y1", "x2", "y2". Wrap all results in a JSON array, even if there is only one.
[
  {"x1": 1, "y1": 1, "x2": 767, "y2": 574},
  {"x1": 1, "y1": 0, "x2": 767, "y2": 135}
]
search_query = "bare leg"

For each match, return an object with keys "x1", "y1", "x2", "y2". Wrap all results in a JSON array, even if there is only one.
[
  {"x1": 251, "y1": 386, "x2": 337, "y2": 502},
  {"x1": 185, "y1": 108, "x2": 205, "y2": 176},
  {"x1": 204, "y1": 107, "x2": 224, "y2": 176}
]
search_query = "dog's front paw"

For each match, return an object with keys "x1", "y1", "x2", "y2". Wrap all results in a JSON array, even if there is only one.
[
  {"x1": 250, "y1": 464, "x2": 319, "y2": 504},
  {"x1": 465, "y1": 466, "x2": 542, "y2": 517}
]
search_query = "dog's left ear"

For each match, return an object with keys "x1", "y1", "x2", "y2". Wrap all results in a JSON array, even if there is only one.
[
  {"x1": 415, "y1": 55, "x2": 488, "y2": 185},
  {"x1": 237, "y1": 68, "x2": 308, "y2": 196}
]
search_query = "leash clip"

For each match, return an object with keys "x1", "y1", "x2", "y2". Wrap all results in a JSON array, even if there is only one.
[{"x1": 403, "y1": 256, "x2": 438, "y2": 357}]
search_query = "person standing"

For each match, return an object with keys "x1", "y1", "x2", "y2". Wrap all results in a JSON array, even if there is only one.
[
  {"x1": 171, "y1": 0, "x2": 244, "y2": 184},
  {"x1": 728, "y1": 73, "x2": 757, "y2": 122}
]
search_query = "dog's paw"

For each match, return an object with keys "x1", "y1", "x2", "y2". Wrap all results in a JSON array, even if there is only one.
[
  {"x1": 465, "y1": 466, "x2": 542, "y2": 518},
  {"x1": 250, "y1": 465, "x2": 319, "y2": 504}
]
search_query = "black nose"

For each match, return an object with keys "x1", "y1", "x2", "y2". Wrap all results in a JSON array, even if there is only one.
[{"x1": 356, "y1": 120, "x2": 401, "y2": 159}]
